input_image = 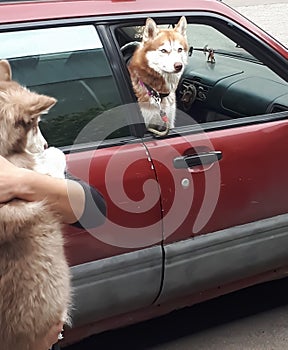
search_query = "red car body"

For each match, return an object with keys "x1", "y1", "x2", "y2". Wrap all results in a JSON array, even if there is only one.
[{"x1": 0, "y1": 0, "x2": 288, "y2": 346}]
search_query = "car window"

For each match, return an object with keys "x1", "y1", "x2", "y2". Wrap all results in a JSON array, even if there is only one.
[
  {"x1": 1, "y1": 25, "x2": 127, "y2": 148},
  {"x1": 118, "y1": 20, "x2": 288, "y2": 129}
]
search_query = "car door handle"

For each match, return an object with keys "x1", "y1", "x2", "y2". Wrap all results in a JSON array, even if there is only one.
[{"x1": 173, "y1": 151, "x2": 222, "y2": 169}]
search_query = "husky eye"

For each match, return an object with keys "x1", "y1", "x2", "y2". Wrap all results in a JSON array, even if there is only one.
[
  {"x1": 161, "y1": 49, "x2": 168, "y2": 54},
  {"x1": 178, "y1": 48, "x2": 183, "y2": 53}
]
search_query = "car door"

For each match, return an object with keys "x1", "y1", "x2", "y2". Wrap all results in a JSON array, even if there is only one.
[
  {"x1": 0, "y1": 24, "x2": 163, "y2": 328},
  {"x1": 134, "y1": 15, "x2": 288, "y2": 303}
]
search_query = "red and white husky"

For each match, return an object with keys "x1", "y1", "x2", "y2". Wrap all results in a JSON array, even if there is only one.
[
  {"x1": 128, "y1": 16, "x2": 188, "y2": 135},
  {"x1": 0, "y1": 60, "x2": 70, "y2": 350}
]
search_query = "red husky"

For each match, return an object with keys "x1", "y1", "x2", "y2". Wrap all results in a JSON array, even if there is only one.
[
  {"x1": 0, "y1": 60, "x2": 70, "y2": 350},
  {"x1": 128, "y1": 16, "x2": 188, "y2": 135}
]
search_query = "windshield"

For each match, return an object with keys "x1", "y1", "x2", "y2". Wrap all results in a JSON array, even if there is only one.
[
  {"x1": 186, "y1": 24, "x2": 256, "y2": 60},
  {"x1": 121, "y1": 22, "x2": 257, "y2": 62}
]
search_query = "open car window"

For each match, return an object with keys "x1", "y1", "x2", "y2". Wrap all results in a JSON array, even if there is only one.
[{"x1": 118, "y1": 18, "x2": 288, "y2": 130}]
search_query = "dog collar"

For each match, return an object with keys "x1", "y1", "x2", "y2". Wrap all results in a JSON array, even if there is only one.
[
  {"x1": 139, "y1": 80, "x2": 170, "y2": 101},
  {"x1": 138, "y1": 79, "x2": 170, "y2": 137}
]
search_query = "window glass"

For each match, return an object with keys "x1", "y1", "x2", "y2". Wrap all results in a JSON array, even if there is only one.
[
  {"x1": 1, "y1": 26, "x2": 127, "y2": 147},
  {"x1": 0, "y1": 26, "x2": 103, "y2": 57}
]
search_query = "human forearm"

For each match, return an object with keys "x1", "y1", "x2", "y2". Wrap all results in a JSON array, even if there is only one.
[
  {"x1": 0, "y1": 154, "x2": 85, "y2": 224},
  {"x1": 0, "y1": 155, "x2": 106, "y2": 226},
  {"x1": 15, "y1": 168, "x2": 85, "y2": 224}
]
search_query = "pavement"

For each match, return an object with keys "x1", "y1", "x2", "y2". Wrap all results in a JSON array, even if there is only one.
[{"x1": 224, "y1": 0, "x2": 288, "y2": 47}]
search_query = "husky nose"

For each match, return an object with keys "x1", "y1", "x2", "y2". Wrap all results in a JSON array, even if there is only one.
[
  {"x1": 174, "y1": 63, "x2": 183, "y2": 72},
  {"x1": 44, "y1": 142, "x2": 48, "y2": 150}
]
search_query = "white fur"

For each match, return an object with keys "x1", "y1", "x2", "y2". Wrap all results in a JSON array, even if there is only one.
[
  {"x1": 145, "y1": 45, "x2": 187, "y2": 128},
  {"x1": 34, "y1": 146, "x2": 66, "y2": 179},
  {"x1": 26, "y1": 118, "x2": 47, "y2": 153},
  {"x1": 146, "y1": 40, "x2": 188, "y2": 75},
  {"x1": 141, "y1": 93, "x2": 177, "y2": 128},
  {"x1": 26, "y1": 121, "x2": 66, "y2": 179}
]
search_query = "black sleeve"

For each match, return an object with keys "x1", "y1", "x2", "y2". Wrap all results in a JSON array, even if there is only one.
[{"x1": 65, "y1": 173, "x2": 107, "y2": 229}]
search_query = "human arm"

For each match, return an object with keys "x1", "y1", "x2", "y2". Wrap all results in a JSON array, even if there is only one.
[{"x1": 0, "y1": 155, "x2": 106, "y2": 226}]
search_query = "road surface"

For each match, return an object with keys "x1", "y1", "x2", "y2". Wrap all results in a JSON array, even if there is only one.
[
  {"x1": 65, "y1": 278, "x2": 288, "y2": 349},
  {"x1": 226, "y1": 0, "x2": 287, "y2": 46}
]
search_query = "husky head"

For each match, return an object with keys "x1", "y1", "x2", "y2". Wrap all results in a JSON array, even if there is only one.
[
  {"x1": 141, "y1": 16, "x2": 188, "y2": 75},
  {"x1": 0, "y1": 60, "x2": 56, "y2": 157}
]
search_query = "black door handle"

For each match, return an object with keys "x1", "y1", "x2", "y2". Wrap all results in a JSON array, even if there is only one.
[{"x1": 174, "y1": 151, "x2": 222, "y2": 169}]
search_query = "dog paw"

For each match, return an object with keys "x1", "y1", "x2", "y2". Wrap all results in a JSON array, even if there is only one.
[{"x1": 34, "y1": 147, "x2": 66, "y2": 178}]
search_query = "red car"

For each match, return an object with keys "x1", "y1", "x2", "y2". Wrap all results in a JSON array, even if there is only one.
[{"x1": 1, "y1": 0, "x2": 288, "y2": 346}]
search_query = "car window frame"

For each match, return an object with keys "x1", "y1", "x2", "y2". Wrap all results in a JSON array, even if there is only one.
[{"x1": 1, "y1": 11, "x2": 287, "y2": 147}]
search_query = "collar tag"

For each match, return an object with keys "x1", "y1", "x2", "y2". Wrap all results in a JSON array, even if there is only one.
[{"x1": 160, "y1": 109, "x2": 169, "y2": 123}]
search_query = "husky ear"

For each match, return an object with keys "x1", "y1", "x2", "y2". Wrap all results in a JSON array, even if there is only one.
[
  {"x1": 142, "y1": 18, "x2": 159, "y2": 42},
  {"x1": 0, "y1": 60, "x2": 12, "y2": 81},
  {"x1": 28, "y1": 95, "x2": 57, "y2": 118},
  {"x1": 174, "y1": 16, "x2": 187, "y2": 37}
]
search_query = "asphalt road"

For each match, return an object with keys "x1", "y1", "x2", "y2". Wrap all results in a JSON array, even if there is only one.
[
  {"x1": 65, "y1": 277, "x2": 288, "y2": 350},
  {"x1": 225, "y1": 0, "x2": 287, "y2": 47}
]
